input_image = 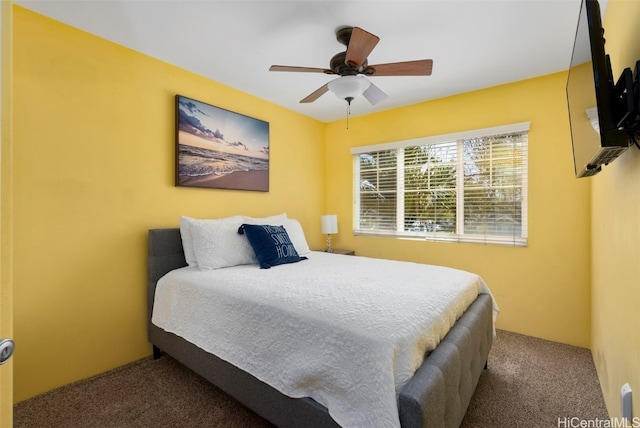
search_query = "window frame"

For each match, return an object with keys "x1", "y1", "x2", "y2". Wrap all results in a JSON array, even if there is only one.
[{"x1": 351, "y1": 122, "x2": 530, "y2": 246}]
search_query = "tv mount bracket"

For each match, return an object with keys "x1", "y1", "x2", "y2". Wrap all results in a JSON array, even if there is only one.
[{"x1": 613, "y1": 60, "x2": 640, "y2": 149}]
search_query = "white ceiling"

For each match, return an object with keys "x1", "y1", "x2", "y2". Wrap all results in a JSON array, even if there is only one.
[{"x1": 15, "y1": 0, "x2": 601, "y2": 123}]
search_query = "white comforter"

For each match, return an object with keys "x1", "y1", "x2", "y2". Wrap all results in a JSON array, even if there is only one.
[{"x1": 152, "y1": 251, "x2": 497, "y2": 428}]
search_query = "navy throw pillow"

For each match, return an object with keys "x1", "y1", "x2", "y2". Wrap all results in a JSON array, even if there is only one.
[{"x1": 238, "y1": 224, "x2": 306, "y2": 269}]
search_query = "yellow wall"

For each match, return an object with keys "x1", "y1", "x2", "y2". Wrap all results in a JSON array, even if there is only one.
[
  {"x1": 1, "y1": 0, "x2": 14, "y2": 425},
  {"x1": 12, "y1": 6, "x2": 325, "y2": 402},
  {"x1": 325, "y1": 72, "x2": 593, "y2": 348},
  {"x1": 591, "y1": 0, "x2": 640, "y2": 418}
]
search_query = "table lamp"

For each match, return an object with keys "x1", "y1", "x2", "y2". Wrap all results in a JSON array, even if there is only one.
[{"x1": 321, "y1": 215, "x2": 338, "y2": 253}]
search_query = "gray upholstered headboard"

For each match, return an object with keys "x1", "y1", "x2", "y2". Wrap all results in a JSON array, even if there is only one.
[{"x1": 147, "y1": 228, "x2": 187, "y2": 318}]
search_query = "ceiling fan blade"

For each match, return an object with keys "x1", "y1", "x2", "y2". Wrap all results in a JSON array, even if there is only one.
[
  {"x1": 363, "y1": 82, "x2": 388, "y2": 105},
  {"x1": 345, "y1": 27, "x2": 380, "y2": 69},
  {"x1": 300, "y1": 83, "x2": 330, "y2": 103},
  {"x1": 270, "y1": 65, "x2": 335, "y2": 74},
  {"x1": 365, "y1": 59, "x2": 433, "y2": 76}
]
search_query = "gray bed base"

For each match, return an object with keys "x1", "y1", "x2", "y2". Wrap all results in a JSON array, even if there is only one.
[{"x1": 147, "y1": 228, "x2": 493, "y2": 428}]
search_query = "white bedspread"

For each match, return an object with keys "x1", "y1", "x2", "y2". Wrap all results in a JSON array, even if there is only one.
[{"x1": 152, "y1": 252, "x2": 498, "y2": 428}]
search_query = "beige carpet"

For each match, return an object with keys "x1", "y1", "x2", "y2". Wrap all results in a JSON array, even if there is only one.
[
  {"x1": 461, "y1": 330, "x2": 608, "y2": 427},
  {"x1": 14, "y1": 330, "x2": 608, "y2": 427}
]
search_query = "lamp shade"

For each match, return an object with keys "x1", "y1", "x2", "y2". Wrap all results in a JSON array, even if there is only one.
[
  {"x1": 321, "y1": 215, "x2": 338, "y2": 235},
  {"x1": 327, "y1": 76, "x2": 370, "y2": 102}
]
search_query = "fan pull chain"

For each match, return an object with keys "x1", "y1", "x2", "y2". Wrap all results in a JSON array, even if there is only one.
[
  {"x1": 345, "y1": 96, "x2": 354, "y2": 130},
  {"x1": 347, "y1": 102, "x2": 350, "y2": 130}
]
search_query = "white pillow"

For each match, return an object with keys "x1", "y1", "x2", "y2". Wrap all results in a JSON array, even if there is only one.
[
  {"x1": 180, "y1": 216, "x2": 198, "y2": 267},
  {"x1": 242, "y1": 213, "x2": 288, "y2": 225},
  {"x1": 190, "y1": 215, "x2": 257, "y2": 270},
  {"x1": 282, "y1": 219, "x2": 310, "y2": 255}
]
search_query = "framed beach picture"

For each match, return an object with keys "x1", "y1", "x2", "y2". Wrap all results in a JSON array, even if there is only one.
[{"x1": 175, "y1": 95, "x2": 270, "y2": 191}]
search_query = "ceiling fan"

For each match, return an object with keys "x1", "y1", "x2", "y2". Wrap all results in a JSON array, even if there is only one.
[{"x1": 269, "y1": 26, "x2": 433, "y2": 106}]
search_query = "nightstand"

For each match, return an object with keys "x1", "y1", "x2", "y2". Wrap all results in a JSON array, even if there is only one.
[{"x1": 324, "y1": 249, "x2": 355, "y2": 256}]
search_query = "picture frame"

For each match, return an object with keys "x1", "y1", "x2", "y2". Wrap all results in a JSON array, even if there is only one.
[{"x1": 175, "y1": 95, "x2": 270, "y2": 191}]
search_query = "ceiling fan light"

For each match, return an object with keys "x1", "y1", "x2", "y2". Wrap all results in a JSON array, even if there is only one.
[{"x1": 327, "y1": 76, "x2": 371, "y2": 102}]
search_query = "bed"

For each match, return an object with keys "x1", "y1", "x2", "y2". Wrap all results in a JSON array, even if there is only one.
[{"x1": 147, "y1": 219, "x2": 497, "y2": 428}]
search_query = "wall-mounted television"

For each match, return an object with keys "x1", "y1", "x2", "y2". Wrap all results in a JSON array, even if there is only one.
[{"x1": 566, "y1": 0, "x2": 638, "y2": 178}]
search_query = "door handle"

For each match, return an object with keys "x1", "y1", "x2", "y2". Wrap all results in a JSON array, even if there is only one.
[{"x1": 0, "y1": 339, "x2": 14, "y2": 365}]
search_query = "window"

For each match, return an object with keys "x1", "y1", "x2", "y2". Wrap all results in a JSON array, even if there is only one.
[{"x1": 351, "y1": 123, "x2": 529, "y2": 246}]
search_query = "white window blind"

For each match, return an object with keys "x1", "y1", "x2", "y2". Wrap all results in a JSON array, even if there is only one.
[{"x1": 352, "y1": 123, "x2": 529, "y2": 246}]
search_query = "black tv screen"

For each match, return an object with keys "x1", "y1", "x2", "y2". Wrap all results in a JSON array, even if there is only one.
[{"x1": 566, "y1": 0, "x2": 629, "y2": 178}]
